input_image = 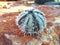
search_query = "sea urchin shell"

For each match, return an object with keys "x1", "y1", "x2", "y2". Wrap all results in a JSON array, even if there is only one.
[{"x1": 16, "y1": 8, "x2": 46, "y2": 35}]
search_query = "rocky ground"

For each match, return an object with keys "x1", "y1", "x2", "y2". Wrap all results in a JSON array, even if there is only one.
[{"x1": 0, "y1": 2, "x2": 60, "y2": 45}]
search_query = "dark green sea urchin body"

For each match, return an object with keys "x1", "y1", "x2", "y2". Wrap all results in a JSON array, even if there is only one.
[{"x1": 16, "y1": 8, "x2": 46, "y2": 35}]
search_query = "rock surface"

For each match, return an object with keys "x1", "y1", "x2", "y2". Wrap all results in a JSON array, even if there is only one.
[{"x1": 0, "y1": 2, "x2": 60, "y2": 45}]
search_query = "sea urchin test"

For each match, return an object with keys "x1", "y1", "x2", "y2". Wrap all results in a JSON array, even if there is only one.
[{"x1": 16, "y1": 8, "x2": 46, "y2": 35}]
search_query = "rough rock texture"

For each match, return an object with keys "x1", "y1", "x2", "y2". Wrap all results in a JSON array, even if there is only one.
[{"x1": 0, "y1": 2, "x2": 60, "y2": 45}]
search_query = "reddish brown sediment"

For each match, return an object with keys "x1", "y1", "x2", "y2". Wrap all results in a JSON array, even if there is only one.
[{"x1": 0, "y1": 2, "x2": 60, "y2": 45}]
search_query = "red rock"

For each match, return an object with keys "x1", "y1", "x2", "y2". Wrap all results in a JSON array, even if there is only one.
[{"x1": 0, "y1": 5, "x2": 60, "y2": 45}]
